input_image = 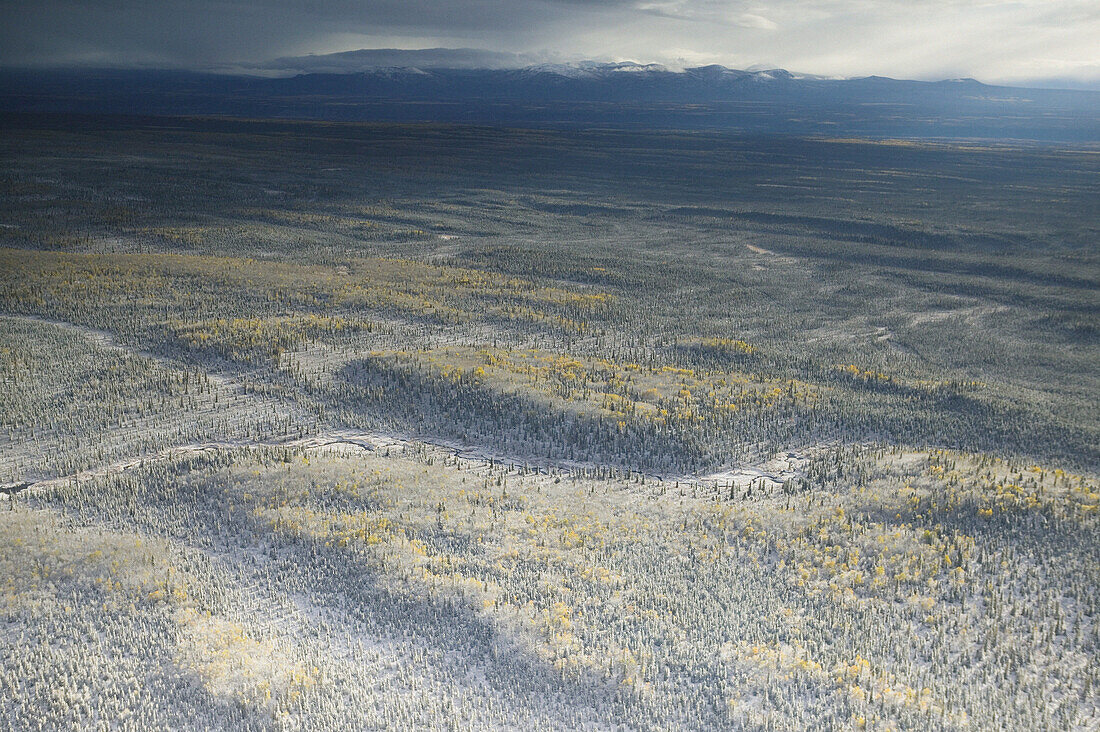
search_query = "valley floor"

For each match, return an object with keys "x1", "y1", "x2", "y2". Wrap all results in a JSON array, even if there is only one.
[{"x1": 1, "y1": 116, "x2": 1097, "y2": 730}]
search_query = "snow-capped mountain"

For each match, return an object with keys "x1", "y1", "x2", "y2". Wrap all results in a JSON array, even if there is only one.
[{"x1": 1, "y1": 51, "x2": 1096, "y2": 141}]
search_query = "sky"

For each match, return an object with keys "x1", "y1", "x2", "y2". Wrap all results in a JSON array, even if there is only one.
[{"x1": 1, "y1": 0, "x2": 1098, "y2": 87}]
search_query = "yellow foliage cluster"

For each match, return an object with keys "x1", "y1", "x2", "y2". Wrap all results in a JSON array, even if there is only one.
[
  {"x1": 400, "y1": 346, "x2": 817, "y2": 434},
  {"x1": 699, "y1": 337, "x2": 757, "y2": 355},
  {"x1": 172, "y1": 314, "x2": 359, "y2": 361},
  {"x1": 837, "y1": 363, "x2": 890, "y2": 382},
  {"x1": 0, "y1": 248, "x2": 616, "y2": 344},
  {"x1": 926, "y1": 449, "x2": 1099, "y2": 518},
  {"x1": 175, "y1": 607, "x2": 317, "y2": 710}
]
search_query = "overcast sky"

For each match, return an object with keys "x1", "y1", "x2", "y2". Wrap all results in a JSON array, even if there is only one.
[{"x1": 2, "y1": 0, "x2": 1098, "y2": 86}]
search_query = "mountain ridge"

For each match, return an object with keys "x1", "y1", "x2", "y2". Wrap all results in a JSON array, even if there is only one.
[{"x1": 1, "y1": 58, "x2": 1097, "y2": 141}]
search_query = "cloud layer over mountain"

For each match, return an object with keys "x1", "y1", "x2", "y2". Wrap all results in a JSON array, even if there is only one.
[{"x1": 1, "y1": 0, "x2": 1097, "y2": 86}]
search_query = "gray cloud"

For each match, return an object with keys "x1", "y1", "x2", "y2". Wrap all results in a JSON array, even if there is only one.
[{"x1": 0, "y1": 0, "x2": 1097, "y2": 85}]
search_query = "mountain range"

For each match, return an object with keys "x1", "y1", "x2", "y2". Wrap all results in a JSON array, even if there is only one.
[{"x1": 2, "y1": 50, "x2": 1097, "y2": 141}]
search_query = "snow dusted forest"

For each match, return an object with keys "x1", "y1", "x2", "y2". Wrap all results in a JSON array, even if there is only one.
[{"x1": 1, "y1": 116, "x2": 1098, "y2": 730}]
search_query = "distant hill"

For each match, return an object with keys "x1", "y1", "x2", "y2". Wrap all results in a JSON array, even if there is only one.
[
  {"x1": 2, "y1": 57, "x2": 1097, "y2": 141},
  {"x1": 255, "y1": 47, "x2": 547, "y2": 73}
]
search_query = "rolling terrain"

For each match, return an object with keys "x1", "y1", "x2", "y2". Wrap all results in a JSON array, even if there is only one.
[{"x1": 1, "y1": 114, "x2": 1098, "y2": 730}]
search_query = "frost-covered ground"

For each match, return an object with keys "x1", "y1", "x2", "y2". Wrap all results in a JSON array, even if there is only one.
[
  {"x1": 1, "y1": 118, "x2": 1098, "y2": 730},
  {"x1": 3, "y1": 444, "x2": 1097, "y2": 730},
  {"x1": 0, "y1": 316, "x2": 317, "y2": 484}
]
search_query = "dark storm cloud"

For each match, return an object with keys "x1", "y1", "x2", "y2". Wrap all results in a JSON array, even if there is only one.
[
  {"x1": 1, "y1": 0, "x2": 1098, "y2": 85},
  {"x1": 0, "y1": 0, "x2": 599, "y2": 66}
]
